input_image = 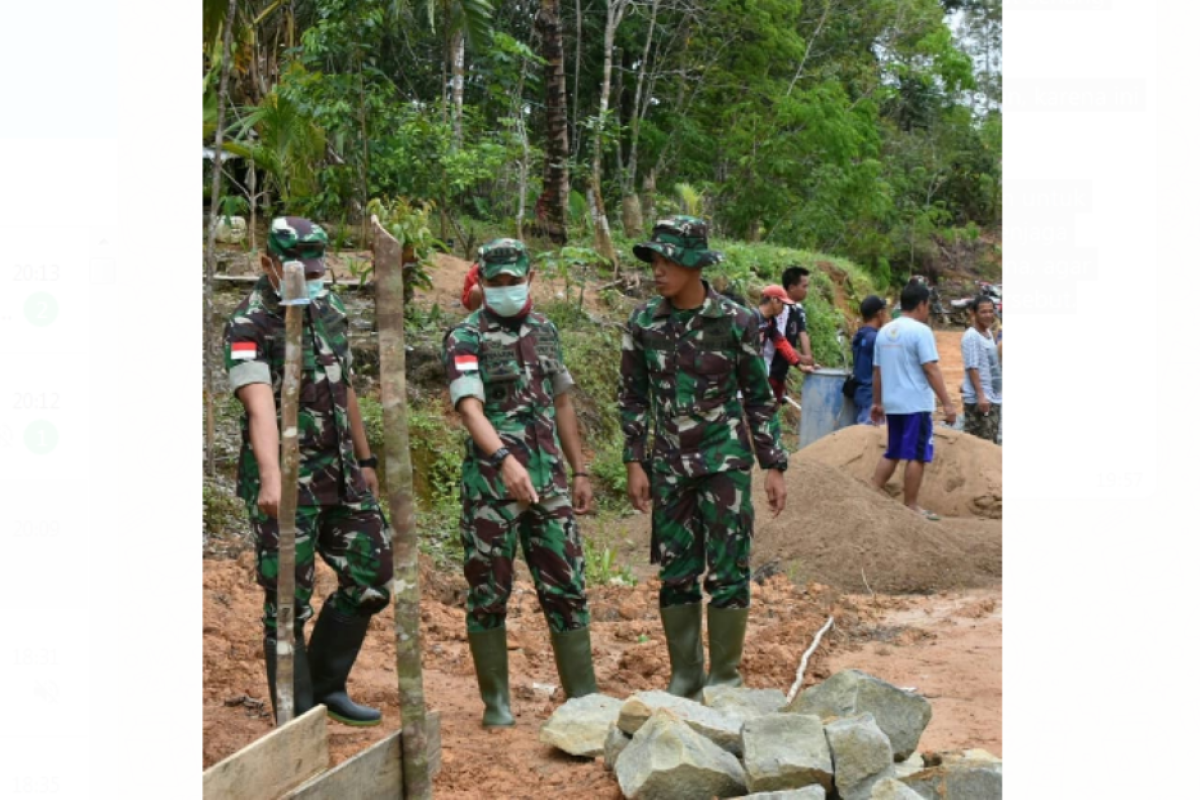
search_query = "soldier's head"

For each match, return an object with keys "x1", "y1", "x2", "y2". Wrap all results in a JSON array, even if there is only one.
[
  {"x1": 261, "y1": 216, "x2": 329, "y2": 291},
  {"x1": 633, "y1": 215, "x2": 722, "y2": 301},
  {"x1": 781, "y1": 266, "x2": 810, "y2": 303},
  {"x1": 477, "y1": 238, "x2": 534, "y2": 317}
]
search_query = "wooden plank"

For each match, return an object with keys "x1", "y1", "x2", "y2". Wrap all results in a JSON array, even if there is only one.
[
  {"x1": 282, "y1": 710, "x2": 442, "y2": 800},
  {"x1": 284, "y1": 731, "x2": 401, "y2": 800},
  {"x1": 202, "y1": 706, "x2": 329, "y2": 800},
  {"x1": 426, "y1": 710, "x2": 442, "y2": 778}
]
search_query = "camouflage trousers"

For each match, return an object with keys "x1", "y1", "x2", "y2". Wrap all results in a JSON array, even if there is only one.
[
  {"x1": 250, "y1": 497, "x2": 393, "y2": 635},
  {"x1": 651, "y1": 468, "x2": 754, "y2": 610},
  {"x1": 964, "y1": 403, "x2": 1001, "y2": 444},
  {"x1": 459, "y1": 491, "x2": 589, "y2": 634}
]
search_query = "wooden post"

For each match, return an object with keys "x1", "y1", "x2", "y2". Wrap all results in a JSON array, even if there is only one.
[
  {"x1": 275, "y1": 265, "x2": 306, "y2": 727},
  {"x1": 372, "y1": 216, "x2": 432, "y2": 799}
]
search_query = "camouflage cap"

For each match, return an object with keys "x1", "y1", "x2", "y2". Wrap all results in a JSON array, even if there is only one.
[
  {"x1": 633, "y1": 215, "x2": 723, "y2": 269},
  {"x1": 478, "y1": 238, "x2": 531, "y2": 280},
  {"x1": 267, "y1": 217, "x2": 328, "y2": 277}
]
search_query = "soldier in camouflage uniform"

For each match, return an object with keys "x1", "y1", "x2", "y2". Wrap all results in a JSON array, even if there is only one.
[
  {"x1": 443, "y1": 238, "x2": 597, "y2": 727},
  {"x1": 619, "y1": 216, "x2": 789, "y2": 697},
  {"x1": 225, "y1": 216, "x2": 392, "y2": 727}
]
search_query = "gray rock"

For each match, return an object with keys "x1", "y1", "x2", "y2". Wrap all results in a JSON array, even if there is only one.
[
  {"x1": 619, "y1": 690, "x2": 744, "y2": 754},
  {"x1": 615, "y1": 709, "x2": 747, "y2": 800},
  {"x1": 538, "y1": 694, "x2": 624, "y2": 758},
  {"x1": 870, "y1": 778, "x2": 925, "y2": 800},
  {"x1": 901, "y1": 762, "x2": 1002, "y2": 800},
  {"x1": 703, "y1": 686, "x2": 788, "y2": 725},
  {"x1": 825, "y1": 713, "x2": 895, "y2": 800},
  {"x1": 733, "y1": 789, "x2": 827, "y2": 800},
  {"x1": 787, "y1": 669, "x2": 932, "y2": 760},
  {"x1": 604, "y1": 724, "x2": 632, "y2": 771},
  {"x1": 741, "y1": 713, "x2": 833, "y2": 794}
]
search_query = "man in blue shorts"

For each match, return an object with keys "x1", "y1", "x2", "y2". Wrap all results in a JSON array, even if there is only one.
[{"x1": 869, "y1": 281, "x2": 957, "y2": 520}]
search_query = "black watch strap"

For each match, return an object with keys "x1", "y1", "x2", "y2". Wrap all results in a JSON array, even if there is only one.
[
  {"x1": 487, "y1": 447, "x2": 511, "y2": 467},
  {"x1": 358, "y1": 455, "x2": 378, "y2": 469}
]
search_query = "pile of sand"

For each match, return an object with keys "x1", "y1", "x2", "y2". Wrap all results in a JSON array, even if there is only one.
[
  {"x1": 802, "y1": 425, "x2": 1002, "y2": 519},
  {"x1": 748, "y1": 457, "x2": 1002, "y2": 593}
]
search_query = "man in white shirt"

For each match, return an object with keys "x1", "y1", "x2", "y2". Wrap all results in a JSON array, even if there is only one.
[{"x1": 870, "y1": 281, "x2": 958, "y2": 520}]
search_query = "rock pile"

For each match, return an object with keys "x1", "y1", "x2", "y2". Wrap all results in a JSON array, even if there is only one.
[{"x1": 538, "y1": 669, "x2": 1001, "y2": 800}]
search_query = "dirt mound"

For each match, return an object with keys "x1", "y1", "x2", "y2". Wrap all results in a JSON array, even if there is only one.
[
  {"x1": 750, "y1": 457, "x2": 1001, "y2": 593},
  {"x1": 802, "y1": 425, "x2": 1002, "y2": 520}
]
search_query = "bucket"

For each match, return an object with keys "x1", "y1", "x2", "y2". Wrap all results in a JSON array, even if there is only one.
[{"x1": 798, "y1": 368, "x2": 858, "y2": 449}]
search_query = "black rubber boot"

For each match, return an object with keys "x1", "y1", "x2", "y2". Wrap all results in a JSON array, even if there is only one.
[
  {"x1": 467, "y1": 627, "x2": 515, "y2": 727},
  {"x1": 308, "y1": 605, "x2": 381, "y2": 727},
  {"x1": 549, "y1": 626, "x2": 598, "y2": 699},
  {"x1": 706, "y1": 605, "x2": 750, "y2": 688},
  {"x1": 264, "y1": 625, "x2": 314, "y2": 724},
  {"x1": 660, "y1": 603, "x2": 706, "y2": 698}
]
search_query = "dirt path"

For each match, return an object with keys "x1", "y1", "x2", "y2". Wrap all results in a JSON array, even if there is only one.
[{"x1": 826, "y1": 587, "x2": 1002, "y2": 757}]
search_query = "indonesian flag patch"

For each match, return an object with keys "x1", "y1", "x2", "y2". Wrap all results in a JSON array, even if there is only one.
[
  {"x1": 454, "y1": 354, "x2": 479, "y2": 372},
  {"x1": 231, "y1": 342, "x2": 257, "y2": 360}
]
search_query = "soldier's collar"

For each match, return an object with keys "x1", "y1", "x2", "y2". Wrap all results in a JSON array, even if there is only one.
[
  {"x1": 654, "y1": 281, "x2": 724, "y2": 319},
  {"x1": 255, "y1": 275, "x2": 284, "y2": 316}
]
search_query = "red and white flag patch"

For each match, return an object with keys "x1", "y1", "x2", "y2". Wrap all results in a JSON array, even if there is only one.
[
  {"x1": 454, "y1": 354, "x2": 479, "y2": 372},
  {"x1": 231, "y1": 342, "x2": 257, "y2": 360}
]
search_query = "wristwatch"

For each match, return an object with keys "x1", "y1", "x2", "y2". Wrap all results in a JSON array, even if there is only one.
[
  {"x1": 358, "y1": 455, "x2": 378, "y2": 469},
  {"x1": 486, "y1": 447, "x2": 511, "y2": 468}
]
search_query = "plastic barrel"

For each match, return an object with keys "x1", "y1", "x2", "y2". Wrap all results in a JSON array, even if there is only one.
[{"x1": 798, "y1": 368, "x2": 858, "y2": 449}]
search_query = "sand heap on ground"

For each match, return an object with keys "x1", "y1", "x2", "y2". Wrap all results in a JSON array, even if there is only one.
[
  {"x1": 748, "y1": 456, "x2": 1001, "y2": 593},
  {"x1": 801, "y1": 425, "x2": 1001, "y2": 520}
]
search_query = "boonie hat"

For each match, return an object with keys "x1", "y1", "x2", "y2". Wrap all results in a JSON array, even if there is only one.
[{"x1": 633, "y1": 215, "x2": 722, "y2": 270}]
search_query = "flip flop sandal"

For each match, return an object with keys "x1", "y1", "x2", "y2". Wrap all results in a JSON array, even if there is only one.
[{"x1": 919, "y1": 509, "x2": 941, "y2": 521}]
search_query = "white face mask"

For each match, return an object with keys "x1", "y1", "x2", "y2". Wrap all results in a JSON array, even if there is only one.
[
  {"x1": 484, "y1": 283, "x2": 530, "y2": 317},
  {"x1": 306, "y1": 279, "x2": 324, "y2": 300}
]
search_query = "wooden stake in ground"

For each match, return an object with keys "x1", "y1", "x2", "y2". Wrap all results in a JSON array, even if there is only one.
[
  {"x1": 274, "y1": 261, "x2": 308, "y2": 727},
  {"x1": 372, "y1": 216, "x2": 432, "y2": 799}
]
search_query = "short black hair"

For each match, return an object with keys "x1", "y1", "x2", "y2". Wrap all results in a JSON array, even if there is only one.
[
  {"x1": 781, "y1": 266, "x2": 810, "y2": 290},
  {"x1": 969, "y1": 295, "x2": 995, "y2": 313},
  {"x1": 900, "y1": 281, "x2": 930, "y2": 311},
  {"x1": 860, "y1": 295, "x2": 886, "y2": 320}
]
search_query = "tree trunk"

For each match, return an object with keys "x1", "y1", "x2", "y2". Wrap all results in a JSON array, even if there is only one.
[
  {"x1": 205, "y1": 0, "x2": 238, "y2": 478},
  {"x1": 641, "y1": 169, "x2": 657, "y2": 228},
  {"x1": 621, "y1": 0, "x2": 658, "y2": 239},
  {"x1": 591, "y1": 0, "x2": 626, "y2": 272},
  {"x1": 451, "y1": 28, "x2": 465, "y2": 150},
  {"x1": 621, "y1": 193, "x2": 643, "y2": 238},
  {"x1": 274, "y1": 297, "x2": 304, "y2": 727},
  {"x1": 373, "y1": 217, "x2": 432, "y2": 800},
  {"x1": 536, "y1": 0, "x2": 570, "y2": 244}
]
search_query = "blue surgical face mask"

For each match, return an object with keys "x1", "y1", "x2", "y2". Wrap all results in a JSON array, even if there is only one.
[
  {"x1": 484, "y1": 283, "x2": 529, "y2": 317},
  {"x1": 307, "y1": 279, "x2": 324, "y2": 300}
]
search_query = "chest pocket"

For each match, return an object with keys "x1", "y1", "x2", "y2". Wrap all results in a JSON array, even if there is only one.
[
  {"x1": 643, "y1": 330, "x2": 676, "y2": 375},
  {"x1": 480, "y1": 342, "x2": 521, "y2": 403}
]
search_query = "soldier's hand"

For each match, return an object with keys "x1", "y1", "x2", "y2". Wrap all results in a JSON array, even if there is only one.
[
  {"x1": 572, "y1": 475, "x2": 594, "y2": 515},
  {"x1": 361, "y1": 466, "x2": 380, "y2": 498},
  {"x1": 765, "y1": 469, "x2": 787, "y2": 517},
  {"x1": 626, "y1": 462, "x2": 651, "y2": 513},
  {"x1": 500, "y1": 456, "x2": 539, "y2": 506},
  {"x1": 257, "y1": 471, "x2": 282, "y2": 519}
]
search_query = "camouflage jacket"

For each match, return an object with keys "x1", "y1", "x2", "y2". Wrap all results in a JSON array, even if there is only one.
[
  {"x1": 619, "y1": 282, "x2": 788, "y2": 476},
  {"x1": 224, "y1": 276, "x2": 366, "y2": 508},
  {"x1": 443, "y1": 309, "x2": 574, "y2": 501}
]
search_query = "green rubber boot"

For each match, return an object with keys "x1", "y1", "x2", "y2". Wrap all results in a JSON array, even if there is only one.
[
  {"x1": 467, "y1": 627, "x2": 515, "y2": 728},
  {"x1": 308, "y1": 605, "x2": 382, "y2": 727},
  {"x1": 550, "y1": 626, "x2": 598, "y2": 699},
  {"x1": 706, "y1": 605, "x2": 750, "y2": 688},
  {"x1": 660, "y1": 603, "x2": 706, "y2": 698}
]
